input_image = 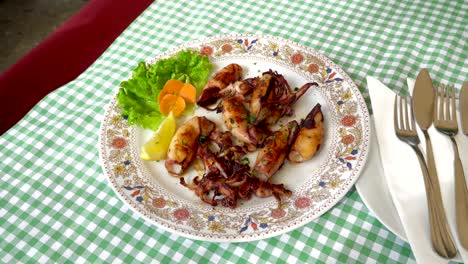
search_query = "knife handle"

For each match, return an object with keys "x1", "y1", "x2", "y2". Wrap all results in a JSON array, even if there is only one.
[
  {"x1": 451, "y1": 137, "x2": 468, "y2": 250},
  {"x1": 412, "y1": 144, "x2": 457, "y2": 258},
  {"x1": 421, "y1": 132, "x2": 458, "y2": 258},
  {"x1": 423, "y1": 131, "x2": 440, "y2": 192}
]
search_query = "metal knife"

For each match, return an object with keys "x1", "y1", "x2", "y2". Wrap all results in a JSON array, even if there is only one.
[
  {"x1": 413, "y1": 69, "x2": 438, "y2": 185},
  {"x1": 461, "y1": 81, "x2": 468, "y2": 135},
  {"x1": 413, "y1": 69, "x2": 457, "y2": 257}
]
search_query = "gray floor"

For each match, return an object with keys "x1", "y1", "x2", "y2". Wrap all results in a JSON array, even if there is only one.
[{"x1": 0, "y1": 0, "x2": 88, "y2": 73}]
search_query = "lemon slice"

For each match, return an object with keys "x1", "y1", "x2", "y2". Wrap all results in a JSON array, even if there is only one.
[{"x1": 140, "y1": 112, "x2": 176, "y2": 161}]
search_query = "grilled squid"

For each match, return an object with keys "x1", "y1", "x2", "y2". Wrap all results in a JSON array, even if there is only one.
[
  {"x1": 219, "y1": 78, "x2": 257, "y2": 98},
  {"x1": 197, "y1": 63, "x2": 243, "y2": 108},
  {"x1": 253, "y1": 120, "x2": 300, "y2": 182},
  {"x1": 262, "y1": 82, "x2": 316, "y2": 126},
  {"x1": 250, "y1": 70, "x2": 318, "y2": 126},
  {"x1": 221, "y1": 93, "x2": 258, "y2": 150},
  {"x1": 180, "y1": 138, "x2": 292, "y2": 208},
  {"x1": 165, "y1": 116, "x2": 215, "y2": 175},
  {"x1": 250, "y1": 73, "x2": 273, "y2": 122},
  {"x1": 288, "y1": 104, "x2": 324, "y2": 163}
]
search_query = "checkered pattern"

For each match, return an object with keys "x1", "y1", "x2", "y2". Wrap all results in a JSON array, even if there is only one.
[{"x1": 1, "y1": 0, "x2": 467, "y2": 263}]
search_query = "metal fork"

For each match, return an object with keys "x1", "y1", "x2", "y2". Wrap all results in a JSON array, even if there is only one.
[
  {"x1": 394, "y1": 94, "x2": 457, "y2": 258},
  {"x1": 434, "y1": 83, "x2": 468, "y2": 250}
]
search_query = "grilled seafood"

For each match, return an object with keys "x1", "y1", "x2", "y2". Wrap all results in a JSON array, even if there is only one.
[
  {"x1": 158, "y1": 64, "x2": 326, "y2": 208},
  {"x1": 253, "y1": 120, "x2": 300, "y2": 182},
  {"x1": 249, "y1": 73, "x2": 273, "y2": 121},
  {"x1": 221, "y1": 93, "x2": 258, "y2": 150},
  {"x1": 180, "y1": 141, "x2": 247, "y2": 208},
  {"x1": 209, "y1": 130, "x2": 248, "y2": 161},
  {"x1": 238, "y1": 176, "x2": 292, "y2": 202},
  {"x1": 180, "y1": 175, "x2": 239, "y2": 208},
  {"x1": 197, "y1": 63, "x2": 243, "y2": 108},
  {"x1": 260, "y1": 81, "x2": 316, "y2": 126},
  {"x1": 165, "y1": 116, "x2": 215, "y2": 175},
  {"x1": 219, "y1": 78, "x2": 258, "y2": 99},
  {"x1": 180, "y1": 169, "x2": 292, "y2": 208},
  {"x1": 180, "y1": 135, "x2": 292, "y2": 208},
  {"x1": 289, "y1": 104, "x2": 324, "y2": 163},
  {"x1": 250, "y1": 70, "x2": 318, "y2": 126}
]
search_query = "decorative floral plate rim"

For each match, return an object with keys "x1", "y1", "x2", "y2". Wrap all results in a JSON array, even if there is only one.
[{"x1": 99, "y1": 34, "x2": 371, "y2": 242}]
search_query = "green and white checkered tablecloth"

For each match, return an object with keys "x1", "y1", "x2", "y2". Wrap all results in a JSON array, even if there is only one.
[{"x1": 1, "y1": 1, "x2": 467, "y2": 263}]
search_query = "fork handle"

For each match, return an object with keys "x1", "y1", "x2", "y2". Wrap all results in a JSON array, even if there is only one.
[
  {"x1": 451, "y1": 137, "x2": 468, "y2": 250},
  {"x1": 411, "y1": 145, "x2": 458, "y2": 258}
]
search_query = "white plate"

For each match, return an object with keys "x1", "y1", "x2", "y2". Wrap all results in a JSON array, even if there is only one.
[{"x1": 99, "y1": 34, "x2": 371, "y2": 242}]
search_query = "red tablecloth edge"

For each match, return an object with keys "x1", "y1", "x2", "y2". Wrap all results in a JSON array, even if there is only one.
[{"x1": 0, "y1": 0, "x2": 153, "y2": 135}]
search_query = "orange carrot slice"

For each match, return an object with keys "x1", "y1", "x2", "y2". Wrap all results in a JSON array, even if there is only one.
[
  {"x1": 178, "y1": 83, "x2": 197, "y2": 103},
  {"x1": 160, "y1": 94, "x2": 186, "y2": 117},
  {"x1": 158, "y1": 79, "x2": 185, "y2": 105}
]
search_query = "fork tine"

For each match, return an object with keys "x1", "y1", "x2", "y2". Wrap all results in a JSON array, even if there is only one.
[
  {"x1": 410, "y1": 97, "x2": 416, "y2": 131},
  {"x1": 434, "y1": 84, "x2": 439, "y2": 121},
  {"x1": 445, "y1": 84, "x2": 451, "y2": 120},
  {"x1": 400, "y1": 95, "x2": 405, "y2": 130},
  {"x1": 451, "y1": 84, "x2": 457, "y2": 121},
  {"x1": 439, "y1": 83, "x2": 444, "y2": 120},
  {"x1": 404, "y1": 97, "x2": 410, "y2": 130},
  {"x1": 394, "y1": 95, "x2": 399, "y2": 131}
]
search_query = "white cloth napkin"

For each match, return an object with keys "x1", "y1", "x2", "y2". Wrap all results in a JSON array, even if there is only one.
[{"x1": 367, "y1": 77, "x2": 468, "y2": 263}]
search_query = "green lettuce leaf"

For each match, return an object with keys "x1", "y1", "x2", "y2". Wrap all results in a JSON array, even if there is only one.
[{"x1": 117, "y1": 49, "x2": 212, "y2": 130}]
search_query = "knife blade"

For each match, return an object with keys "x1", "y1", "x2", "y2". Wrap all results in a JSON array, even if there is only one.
[
  {"x1": 461, "y1": 81, "x2": 468, "y2": 135},
  {"x1": 413, "y1": 69, "x2": 435, "y2": 129}
]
